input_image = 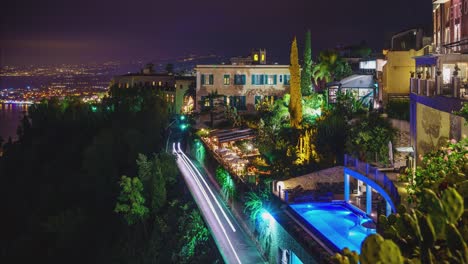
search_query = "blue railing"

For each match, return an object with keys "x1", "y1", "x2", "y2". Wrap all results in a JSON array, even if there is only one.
[{"x1": 344, "y1": 154, "x2": 401, "y2": 206}]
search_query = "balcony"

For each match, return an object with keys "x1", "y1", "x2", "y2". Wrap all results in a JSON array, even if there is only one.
[{"x1": 410, "y1": 76, "x2": 467, "y2": 99}]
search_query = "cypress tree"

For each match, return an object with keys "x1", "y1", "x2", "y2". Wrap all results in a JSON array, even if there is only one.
[
  {"x1": 289, "y1": 37, "x2": 302, "y2": 128},
  {"x1": 301, "y1": 30, "x2": 313, "y2": 96}
]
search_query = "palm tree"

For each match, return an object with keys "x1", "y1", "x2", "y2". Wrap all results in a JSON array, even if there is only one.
[
  {"x1": 312, "y1": 50, "x2": 352, "y2": 90},
  {"x1": 200, "y1": 90, "x2": 222, "y2": 127}
]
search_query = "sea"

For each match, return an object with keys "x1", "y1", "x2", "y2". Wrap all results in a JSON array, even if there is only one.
[{"x1": 0, "y1": 103, "x2": 28, "y2": 141}]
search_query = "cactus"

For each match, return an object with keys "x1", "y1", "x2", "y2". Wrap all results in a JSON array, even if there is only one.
[
  {"x1": 341, "y1": 248, "x2": 359, "y2": 264},
  {"x1": 397, "y1": 204, "x2": 407, "y2": 215},
  {"x1": 387, "y1": 214, "x2": 397, "y2": 225},
  {"x1": 374, "y1": 188, "x2": 467, "y2": 263},
  {"x1": 446, "y1": 223, "x2": 468, "y2": 263},
  {"x1": 441, "y1": 187, "x2": 464, "y2": 224},
  {"x1": 418, "y1": 215, "x2": 435, "y2": 248},
  {"x1": 331, "y1": 253, "x2": 350, "y2": 264},
  {"x1": 421, "y1": 188, "x2": 446, "y2": 239},
  {"x1": 462, "y1": 210, "x2": 468, "y2": 242},
  {"x1": 359, "y1": 234, "x2": 403, "y2": 264}
]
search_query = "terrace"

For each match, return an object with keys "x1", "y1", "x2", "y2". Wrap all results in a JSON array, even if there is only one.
[{"x1": 199, "y1": 128, "x2": 261, "y2": 182}]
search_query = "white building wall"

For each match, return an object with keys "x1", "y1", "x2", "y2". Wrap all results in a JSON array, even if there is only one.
[{"x1": 195, "y1": 65, "x2": 291, "y2": 111}]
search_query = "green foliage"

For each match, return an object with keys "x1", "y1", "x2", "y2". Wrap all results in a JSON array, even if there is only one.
[
  {"x1": 315, "y1": 111, "x2": 348, "y2": 166},
  {"x1": 200, "y1": 90, "x2": 223, "y2": 127},
  {"x1": 334, "y1": 90, "x2": 366, "y2": 120},
  {"x1": 0, "y1": 86, "x2": 220, "y2": 263},
  {"x1": 244, "y1": 189, "x2": 271, "y2": 221},
  {"x1": 453, "y1": 102, "x2": 468, "y2": 123},
  {"x1": 331, "y1": 247, "x2": 359, "y2": 264},
  {"x1": 289, "y1": 37, "x2": 303, "y2": 128},
  {"x1": 400, "y1": 137, "x2": 467, "y2": 204},
  {"x1": 312, "y1": 50, "x2": 353, "y2": 89},
  {"x1": 178, "y1": 210, "x2": 210, "y2": 263},
  {"x1": 386, "y1": 99, "x2": 410, "y2": 121},
  {"x1": 224, "y1": 105, "x2": 242, "y2": 127},
  {"x1": 377, "y1": 188, "x2": 467, "y2": 263},
  {"x1": 302, "y1": 93, "x2": 323, "y2": 125},
  {"x1": 346, "y1": 113, "x2": 396, "y2": 163},
  {"x1": 215, "y1": 166, "x2": 236, "y2": 201},
  {"x1": 115, "y1": 175, "x2": 149, "y2": 225},
  {"x1": 301, "y1": 30, "x2": 313, "y2": 96},
  {"x1": 361, "y1": 234, "x2": 403, "y2": 264}
]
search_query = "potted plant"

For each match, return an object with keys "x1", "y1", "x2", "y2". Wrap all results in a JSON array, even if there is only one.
[
  {"x1": 410, "y1": 71, "x2": 415, "y2": 78},
  {"x1": 425, "y1": 71, "x2": 431, "y2": 79},
  {"x1": 436, "y1": 68, "x2": 442, "y2": 76},
  {"x1": 417, "y1": 71, "x2": 422, "y2": 79}
]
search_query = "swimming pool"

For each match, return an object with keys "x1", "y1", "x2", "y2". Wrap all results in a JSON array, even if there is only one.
[{"x1": 289, "y1": 202, "x2": 375, "y2": 253}]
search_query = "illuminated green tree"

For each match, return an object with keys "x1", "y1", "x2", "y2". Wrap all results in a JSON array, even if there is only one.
[
  {"x1": 301, "y1": 30, "x2": 313, "y2": 96},
  {"x1": 289, "y1": 37, "x2": 302, "y2": 129},
  {"x1": 312, "y1": 50, "x2": 353, "y2": 89},
  {"x1": 114, "y1": 175, "x2": 149, "y2": 225}
]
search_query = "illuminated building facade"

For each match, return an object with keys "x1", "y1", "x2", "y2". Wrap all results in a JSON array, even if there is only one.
[
  {"x1": 408, "y1": 1, "x2": 468, "y2": 163},
  {"x1": 111, "y1": 63, "x2": 195, "y2": 114},
  {"x1": 195, "y1": 50, "x2": 290, "y2": 112}
]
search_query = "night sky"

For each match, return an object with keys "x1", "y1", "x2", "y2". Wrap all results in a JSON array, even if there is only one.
[{"x1": 1, "y1": 0, "x2": 432, "y2": 66}]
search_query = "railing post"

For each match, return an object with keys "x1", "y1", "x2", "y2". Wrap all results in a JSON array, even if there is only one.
[
  {"x1": 284, "y1": 190, "x2": 288, "y2": 203},
  {"x1": 365, "y1": 163, "x2": 369, "y2": 175},
  {"x1": 366, "y1": 185, "x2": 372, "y2": 215},
  {"x1": 355, "y1": 158, "x2": 358, "y2": 168},
  {"x1": 386, "y1": 201, "x2": 392, "y2": 216},
  {"x1": 344, "y1": 173, "x2": 350, "y2": 202},
  {"x1": 344, "y1": 154, "x2": 348, "y2": 166}
]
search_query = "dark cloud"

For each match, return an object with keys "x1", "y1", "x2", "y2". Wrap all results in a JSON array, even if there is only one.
[{"x1": 0, "y1": 0, "x2": 432, "y2": 65}]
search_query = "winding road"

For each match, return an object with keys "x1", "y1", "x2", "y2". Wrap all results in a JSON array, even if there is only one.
[{"x1": 173, "y1": 142, "x2": 265, "y2": 264}]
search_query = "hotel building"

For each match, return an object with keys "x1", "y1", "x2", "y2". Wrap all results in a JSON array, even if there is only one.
[
  {"x1": 195, "y1": 50, "x2": 291, "y2": 112},
  {"x1": 111, "y1": 63, "x2": 195, "y2": 114}
]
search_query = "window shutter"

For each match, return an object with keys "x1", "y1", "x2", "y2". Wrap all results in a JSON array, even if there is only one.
[
  {"x1": 274, "y1": 75, "x2": 277, "y2": 85},
  {"x1": 201, "y1": 75, "x2": 205, "y2": 85}
]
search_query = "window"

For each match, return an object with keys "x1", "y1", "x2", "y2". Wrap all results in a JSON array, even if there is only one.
[
  {"x1": 152, "y1": 81, "x2": 156, "y2": 86},
  {"x1": 201, "y1": 96, "x2": 210, "y2": 109},
  {"x1": 253, "y1": 54, "x2": 259, "y2": 61},
  {"x1": 255, "y1": 95, "x2": 262, "y2": 105},
  {"x1": 234, "y1": 74, "x2": 246, "y2": 85},
  {"x1": 158, "y1": 81, "x2": 162, "y2": 86},
  {"x1": 208, "y1": 74, "x2": 214, "y2": 85},
  {"x1": 279, "y1": 75, "x2": 283, "y2": 83},
  {"x1": 266, "y1": 75, "x2": 277, "y2": 85},
  {"x1": 201, "y1": 74, "x2": 214, "y2": 85},
  {"x1": 251, "y1": 74, "x2": 264, "y2": 85},
  {"x1": 284, "y1": 75, "x2": 291, "y2": 85},
  {"x1": 226, "y1": 96, "x2": 246, "y2": 110},
  {"x1": 223, "y1": 74, "x2": 230, "y2": 85}
]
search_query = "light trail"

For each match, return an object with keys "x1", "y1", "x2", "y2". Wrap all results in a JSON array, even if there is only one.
[
  {"x1": 175, "y1": 142, "x2": 242, "y2": 264},
  {"x1": 177, "y1": 142, "x2": 237, "y2": 233}
]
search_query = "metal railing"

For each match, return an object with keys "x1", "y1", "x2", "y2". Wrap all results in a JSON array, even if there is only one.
[{"x1": 344, "y1": 154, "x2": 401, "y2": 206}]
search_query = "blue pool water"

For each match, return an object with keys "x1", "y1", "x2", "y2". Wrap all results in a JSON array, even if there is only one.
[{"x1": 289, "y1": 202, "x2": 375, "y2": 253}]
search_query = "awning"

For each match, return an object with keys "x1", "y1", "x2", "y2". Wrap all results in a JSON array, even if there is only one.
[{"x1": 415, "y1": 56, "x2": 438, "y2": 67}]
